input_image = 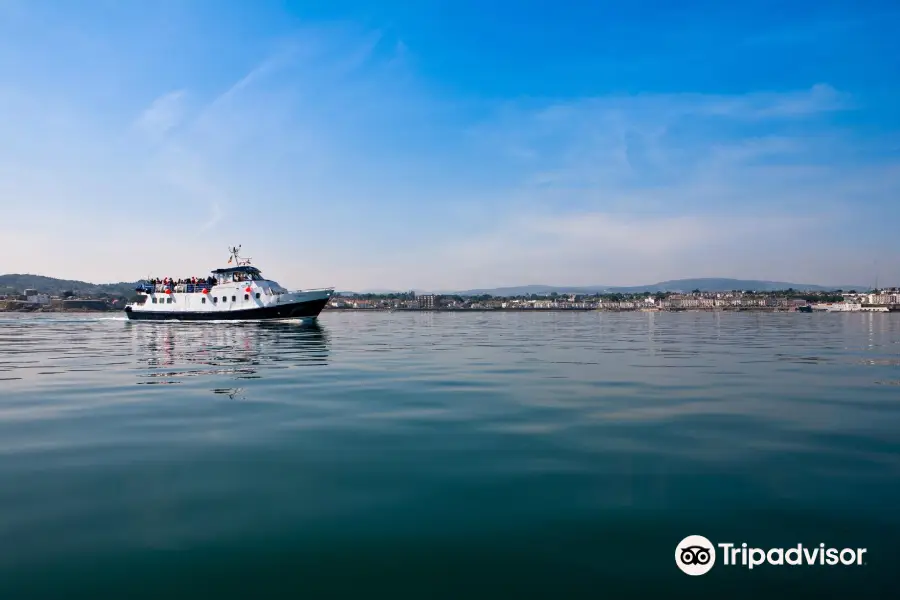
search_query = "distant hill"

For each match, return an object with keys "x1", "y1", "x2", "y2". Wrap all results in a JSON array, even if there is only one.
[
  {"x1": 447, "y1": 284, "x2": 608, "y2": 296},
  {"x1": 448, "y1": 278, "x2": 865, "y2": 296},
  {"x1": 0, "y1": 274, "x2": 139, "y2": 298},
  {"x1": 606, "y1": 278, "x2": 866, "y2": 293}
]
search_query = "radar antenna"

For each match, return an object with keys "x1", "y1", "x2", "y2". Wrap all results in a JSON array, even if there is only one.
[{"x1": 227, "y1": 245, "x2": 252, "y2": 266}]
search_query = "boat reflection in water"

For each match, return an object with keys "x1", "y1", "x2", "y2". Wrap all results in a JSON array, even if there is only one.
[{"x1": 129, "y1": 320, "x2": 329, "y2": 387}]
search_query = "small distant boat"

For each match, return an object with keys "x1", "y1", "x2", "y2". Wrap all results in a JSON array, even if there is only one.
[
  {"x1": 797, "y1": 305, "x2": 813, "y2": 313},
  {"x1": 124, "y1": 246, "x2": 334, "y2": 321},
  {"x1": 809, "y1": 302, "x2": 892, "y2": 313},
  {"x1": 811, "y1": 302, "x2": 862, "y2": 312}
]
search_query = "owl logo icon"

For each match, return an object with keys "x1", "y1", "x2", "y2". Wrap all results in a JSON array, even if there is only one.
[{"x1": 675, "y1": 535, "x2": 716, "y2": 575}]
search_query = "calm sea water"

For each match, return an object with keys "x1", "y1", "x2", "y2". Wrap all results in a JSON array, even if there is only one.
[{"x1": 1, "y1": 311, "x2": 899, "y2": 598}]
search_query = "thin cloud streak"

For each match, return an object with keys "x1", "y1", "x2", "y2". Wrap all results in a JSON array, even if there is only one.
[{"x1": 134, "y1": 89, "x2": 186, "y2": 140}]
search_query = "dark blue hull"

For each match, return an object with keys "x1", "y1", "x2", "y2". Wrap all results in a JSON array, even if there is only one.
[{"x1": 124, "y1": 297, "x2": 329, "y2": 321}]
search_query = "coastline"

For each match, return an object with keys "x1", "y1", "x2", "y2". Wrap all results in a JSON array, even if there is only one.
[
  {"x1": 324, "y1": 307, "x2": 804, "y2": 313},
  {"x1": 0, "y1": 308, "x2": 114, "y2": 314},
  {"x1": 3, "y1": 306, "x2": 895, "y2": 314}
]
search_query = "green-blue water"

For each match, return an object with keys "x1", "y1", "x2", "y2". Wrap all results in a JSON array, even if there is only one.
[{"x1": 1, "y1": 312, "x2": 898, "y2": 598}]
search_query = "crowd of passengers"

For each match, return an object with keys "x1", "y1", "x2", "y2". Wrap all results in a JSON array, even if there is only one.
[
  {"x1": 150, "y1": 276, "x2": 216, "y2": 292},
  {"x1": 147, "y1": 272, "x2": 258, "y2": 293},
  {"x1": 149, "y1": 277, "x2": 217, "y2": 294},
  {"x1": 149, "y1": 276, "x2": 217, "y2": 288}
]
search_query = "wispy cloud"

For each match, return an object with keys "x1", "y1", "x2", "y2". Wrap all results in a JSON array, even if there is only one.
[
  {"x1": 134, "y1": 90, "x2": 186, "y2": 140},
  {"x1": 696, "y1": 83, "x2": 851, "y2": 118},
  {"x1": 131, "y1": 46, "x2": 306, "y2": 232},
  {"x1": 412, "y1": 211, "x2": 832, "y2": 289},
  {"x1": 389, "y1": 80, "x2": 896, "y2": 289}
]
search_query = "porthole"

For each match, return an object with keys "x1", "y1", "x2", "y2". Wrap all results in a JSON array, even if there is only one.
[
  {"x1": 152, "y1": 297, "x2": 157, "y2": 304},
  {"x1": 244, "y1": 294, "x2": 249, "y2": 300},
  {"x1": 213, "y1": 297, "x2": 218, "y2": 303},
  {"x1": 255, "y1": 293, "x2": 260, "y2": 299},
  {"x1": 222, "y1": 296, "x2": 227, "y2": 302},
  {"x1": 231, "y1": 296, "x2": 236, "y2": 302},
  {"x1": 167, "y1": 297, "x2": 173, "y2": 304},
  {"x1": 202, "y1": 297, "x2": 206, "y2": 304}
]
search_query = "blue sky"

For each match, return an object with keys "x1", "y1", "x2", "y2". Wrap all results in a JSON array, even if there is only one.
[{"x1": 2, "y1": 0, "x2": 899, "y2": 290}]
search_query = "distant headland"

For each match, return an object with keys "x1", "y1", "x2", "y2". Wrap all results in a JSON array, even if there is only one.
[{"x1": 349, "y1": 278, "x2": 868, "y2": 296}]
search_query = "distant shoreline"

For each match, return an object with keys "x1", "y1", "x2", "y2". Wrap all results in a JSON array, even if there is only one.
[
  {"x1": 2, "y1": 306, "x2": 892, "y2": 315},
  {"x1": 0, "y1": 306, "x2": 805, "y2": 314},
  {"x1": 0, "y1": 308, "x2": 114, "y2": 313},
  {"x1": 323, "y1": 307, "x2": 800, "y2": 313}
]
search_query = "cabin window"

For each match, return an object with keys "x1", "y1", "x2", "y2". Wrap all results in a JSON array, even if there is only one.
[
  {"x1": 244, "y1": 294, "x2": 249, "y2": 300},
  {"x1": 152, "y1": 297, "x2": 157, "y2": 304},
  {"x1": 222, "y1": 296, "x2": 227, "y2": 302},
  {"x1": 201, "y1": 297, "x2": 206, "y2": 304},
  {"x1": 255, "y1": 293, "x2": 260, "y2": 299},
  {"x1": 213, "y1": 297, "x2": 218, "y2": 303},
  {"x1": 231, "y1": 296, "x2": 236, "y2": 302},
  {"x1": 167, "y1": 297, "x2": 173, "y2": 304}
]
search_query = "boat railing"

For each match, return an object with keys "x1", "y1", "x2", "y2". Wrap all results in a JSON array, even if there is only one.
[{"x1": 135, "y1": 283, "x2": 217, "y2": 294}]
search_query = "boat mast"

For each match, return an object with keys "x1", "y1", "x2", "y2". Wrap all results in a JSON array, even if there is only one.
[
  {"x1": 227, "y1": 245, "x2": 253, "y2": 267},
  {"x1": 228, "y1": 245, "x2": 241, "y2": 266}
]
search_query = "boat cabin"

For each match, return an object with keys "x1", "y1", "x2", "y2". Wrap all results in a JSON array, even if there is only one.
[{"x1": 212, "y1": 266, "x2": 266, "y2": 284}]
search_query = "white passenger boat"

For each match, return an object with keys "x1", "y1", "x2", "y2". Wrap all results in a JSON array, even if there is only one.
[
  {"x1": 810, "y1": 302, "x2": 888, "y2": 312},
  {"x1": 811, "y1": 302, "x2": 861, "y2": 312},
  {"x1": 124, "y1": 246, "x2": 334, "y2": 321}
]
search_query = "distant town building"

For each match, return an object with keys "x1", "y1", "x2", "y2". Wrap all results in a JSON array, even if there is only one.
[
  {"x1": 27, "y1": 293, "x2": 51, "y2": 305},
  {"x1": 418, "y1": 294, "x2": 440, "y2": 309},
  {"x1": 24, "y1": 289, "x2": 50, "y2": 305}
]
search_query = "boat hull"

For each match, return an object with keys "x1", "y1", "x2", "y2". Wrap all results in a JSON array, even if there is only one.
[{"x1": 124, "y1": 296, "x2": 329, "y2": 321}]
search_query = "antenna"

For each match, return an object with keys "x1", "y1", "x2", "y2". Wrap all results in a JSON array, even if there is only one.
[{"x1": 227, "y1": 245, "x2": 253, "y2": 266}]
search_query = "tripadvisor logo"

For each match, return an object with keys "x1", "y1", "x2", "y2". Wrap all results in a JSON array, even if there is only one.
[
  {"x1": 676, "y1": 535, "x2": 716, "y2": 576},
  {"x1": 675, "y1": 535, "x2": 867, "y2": 575}
]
